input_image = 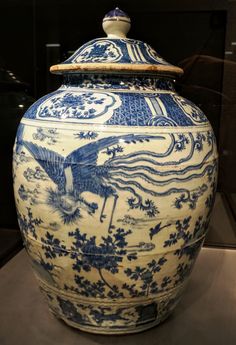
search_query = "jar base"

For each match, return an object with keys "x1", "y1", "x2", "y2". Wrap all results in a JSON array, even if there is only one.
[
  {"x1": 60, "y1": 311, "x2": 173, "y2": 334},
  {"x1": 40, "y1": 280, "x2": 183, "y2": 335}
]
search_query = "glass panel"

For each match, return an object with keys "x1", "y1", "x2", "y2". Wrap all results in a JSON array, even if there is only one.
[{"x1": 0, "y1": 0, "x2": 35, "y2": 228}]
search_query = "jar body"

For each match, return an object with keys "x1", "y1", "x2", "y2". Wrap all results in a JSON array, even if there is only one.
[{"x1": 13, "y1": 75, "x2": 218, "y2": 334}]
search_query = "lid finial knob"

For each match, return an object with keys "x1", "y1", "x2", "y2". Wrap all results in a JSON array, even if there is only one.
[{"x1": 102, "y1": 8, "x2": 131, "y2": 38}]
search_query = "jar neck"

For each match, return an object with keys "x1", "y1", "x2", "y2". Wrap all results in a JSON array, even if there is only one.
[{"x1": 61, "y1": 74, "x2": 175, "y2": 92}]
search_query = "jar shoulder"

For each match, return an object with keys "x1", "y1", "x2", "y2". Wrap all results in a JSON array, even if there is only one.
[{"x1": 22, "y1": 87, "x2": 209, "y2": 128}]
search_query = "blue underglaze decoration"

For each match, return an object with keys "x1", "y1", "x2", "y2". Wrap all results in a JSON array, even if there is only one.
[
  {"x1": 89, "y1": 307, "x2": 130, "y2": 326},
  {"x1": 58, "y1": 296, "x2": 137, "y2": 328},
  {"x1": 55, "y1": 295, "x2": 180, "y2": 329},
  {"x1": 15, "y1": 123, "x2": 25, "y2": 153},
  {"x1": 23, "y1": 166, "x2": 49, "y2": 182},
  {"x1": 33, "y1": 128, "x2": 59, "y2": 145},
  {"x1": 31, "y1": 251, "x2": 61, "y2": 288},
  {"x1": 147, "y1": 216, "x2": 206, "y2": 262},
  {"x1": 173, "y1": 184, "x2": 208, "y2": 210},
  {"x1": 149, "y1": 222, "x2": 171, "y2": 240},
  {"x1": 63, "y1": 38, "x2": 171, "y2": 66},
  {"x1": 121, "y1": 38, "x2": 170, "y2": 65},
  {"x1": 135, "y1": 303, "x2": 158, "y2": 325},
  {"x1": 104, "y1": 8, "x2": 129, "y2": 18},
  {"x1": 106, "y1": 92, "x2": 207, "y2": 126},
  {"x1": 36, "y1": 222, "x2": 177, "y2": 300},
  {"x1": 24, "y1": 90, "x2": 62, "y2": 120},
  {"x1": 205, "y1": 177, "x2": 217, "y2": 217},
  {"x1": 57, "y1": 297, "x2": 89, "y2": 325},
  {"x1": 35, "y1": 214, "x2": 207, "y2": 300},
  {"x1": 88, "y1": 302, "x2": 158, "y2": 327},
  {"x1": 69, "y1": 40, "x2": 123, "y2": 63},
  {"x1": 174, "y1": 263, "x2": 192, "y2": 286},
  {"x1": 21, "y1": 134, "x2": 164, "y2": 230},
  {"x1": 17, "y1": 207, "x2": 42, "y2": 240},
  {"x1": 14, "y1": 7, "x2": 218, "y2": 334},
  {"x1": 74, "y1": 131, "x2": 98, "y2": 140},
  {"x1": 23, "y1": 88, "x2": 208, "y2": 127},
  {"x1": 147, "y1": 117, "x2": 177, "y2": 126},
  {"x1": 18, "y1": 184, "x2": 40, "y2": 205},
  {"x1": 164, "y1": 217, "x2": 191, "y2": 248},
  {"x1": 62, "y1": 75, "x2": 175, "y2": 91},
  {"x1": 106, "y1": 93, "x2": 153, "y2": 126},
  {"x1": 123, "y1": 257, "x2": 170, "y2": 297},
  {"x1": 41, "y1": 231, "x2": 69, "y2": 259},
  {"x1": 63, "y1": 227, "x2": 137, "y2": 299},
  {"x1": 38, "y1": 92, "x2": 116, "y2": 120},
  {"x1": 158, "y1": 94, "x2": 207, "y2": 125},
  {"x1": 18, "y1": 131, "x2": 216, "y2": 233}
]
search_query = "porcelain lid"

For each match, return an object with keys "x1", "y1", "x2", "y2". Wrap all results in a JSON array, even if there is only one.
[{"x1": 50, "y1": 8, "x2": 183, "y2": 78}]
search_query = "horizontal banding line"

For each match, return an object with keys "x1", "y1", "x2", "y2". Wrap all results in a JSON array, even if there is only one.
[
  {"x1": 38, "y1": 274, "x2": 187, "y2": 304},
  {"x1": 16, "y1": 151, "x2": 218, "y2": 169},
  {"x1": 24, "y1": 232, "x2": 205, "y2": 258},
  {"x1": 60, "y1": 318, "x2": 166, "y2": 334},
  {"x1": 118, "y1": 213, "x2": 210, "y2": 224},
  {"x1": 61, "y1": 311, "x2": 168, "y2": 331},
  {"x1": 103, "y1": 17, "x2": 131, "y2": 24},
  {"x1": 61, "y1": 317, "x2": 158, "y2": 333},
  {"x1": 31, "y1": 115, "x2": 207, "y2": 125},
  {"x1": 50, "y1": 63, "x2": 184, "y2": 76},
  {"x1": 59, "y1": 86, "x2": 176, "y2": 94},
  {"x1": 20, "y1": 118, "x2": 211, "y2": 133}
]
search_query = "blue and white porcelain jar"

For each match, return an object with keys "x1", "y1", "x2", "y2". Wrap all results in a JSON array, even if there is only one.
[{"x1": 13, "y1": 8, "x2": 218, "y2": 334}]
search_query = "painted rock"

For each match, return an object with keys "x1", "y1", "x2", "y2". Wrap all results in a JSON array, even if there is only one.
[{"x1": 13, "y1": 8, "x2": 218, "y2": 334}]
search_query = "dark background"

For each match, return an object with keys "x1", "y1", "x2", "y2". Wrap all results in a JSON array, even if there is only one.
[{"x1": 0, "y1": 0, "x2": 235, "y2": 266}]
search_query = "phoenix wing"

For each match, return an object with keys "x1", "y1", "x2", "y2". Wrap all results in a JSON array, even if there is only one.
[
  {"x1": 23, "y1": 141, "x2": 66, "y2": 191},
  {"x1": 66, "y1": 134, "x2": 165, "y2": 186}
]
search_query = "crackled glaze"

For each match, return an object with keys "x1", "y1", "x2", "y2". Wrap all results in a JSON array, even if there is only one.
[{"x1": 13, "y1": 8, "x2": 218, "y2": 334}]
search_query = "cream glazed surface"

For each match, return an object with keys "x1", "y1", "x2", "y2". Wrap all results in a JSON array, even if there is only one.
[{"x1": 13, "y1": 8, "x2": 218, "y2": 334}]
